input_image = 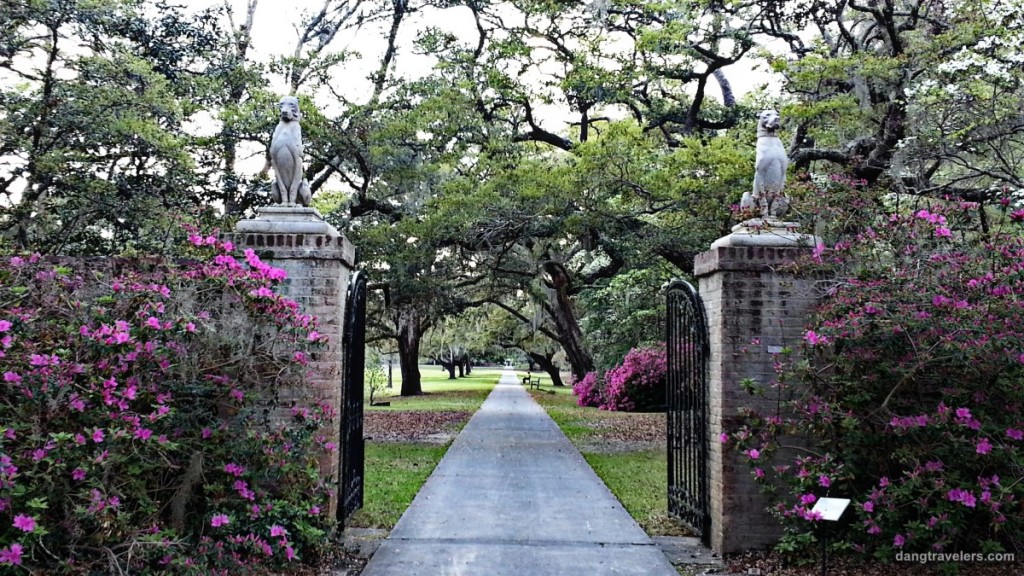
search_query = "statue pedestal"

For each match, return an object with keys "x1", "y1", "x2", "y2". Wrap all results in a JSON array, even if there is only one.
[
  {"x1": 234, "y1": 205, "x2": 340, "y2": 237},
  {"x1": 710, "y1": 218, "x2": 821, "y2": 249}
]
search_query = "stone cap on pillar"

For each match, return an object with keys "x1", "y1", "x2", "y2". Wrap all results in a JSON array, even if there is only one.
[
  {"x1": 226, "y1": 206, "x2": 355, "y2": 264},
  {"x1": 694, "y1": 244, "x2": 816, "y2": 277},
  {"x1": 235, "y1": 206, "x2": 341, "y2": 236},
  {"x1": 709, "y1": 218, "x2": 821, "y2": 251}
]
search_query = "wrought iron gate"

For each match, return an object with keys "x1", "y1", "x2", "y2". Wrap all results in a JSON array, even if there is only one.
[
  {"x1": 666, "y1": 279, "x2": 710, "y2": 544},
  {"x1": 339, "y1": 271, "x2": 367, "y2": 523}
]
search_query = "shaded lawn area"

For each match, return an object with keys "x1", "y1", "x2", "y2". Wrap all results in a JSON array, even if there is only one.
[
  {"x1": 529, "y1": 385, "x2": 688, "y2": 537},
  {"x1": 348, "y1": 366, "x2": 502, "y2": 530}
]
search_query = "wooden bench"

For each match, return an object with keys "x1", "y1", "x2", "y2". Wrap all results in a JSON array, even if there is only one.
[{"x1": 521, "y1": 374, "x2": 541, "y2": 389}]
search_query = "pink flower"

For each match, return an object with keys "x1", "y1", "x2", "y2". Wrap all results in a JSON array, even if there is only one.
[
  {"x1": 804, "y1": 330, "x2": 828, "y2": 346},
  {"x1": 224, "y1": 462, "x2": 246, "y2": 477},
  {"x1": 0, "y1": 543, "x2": 23, "y2": 565},
  {"x1": 894, "y1": 534, "x2": 906, "y2": 548},
  {"x1": 947, "y1": 488, "x2": 977, "y2": 508},
  {"x1": 0, "y1": 320, "x2": 11, "y2": 332},
  {"x1": 72, "y1": 468, "x2": 86, "y2": 481},
  {"x1": 976, "y1": 438, "x2": 992, "y2": 454},
  {"x1": 746, "y1": 448, "x2": 760, "y2": 460},
  {"x1": 934, "y1": 226, "x2": 951, "y2": 238},
  {"x1": 800, "y1": 493, "x2": 817, "y2": 505},
  {"x1": 719, "y1": 433, "x2": 729, "y2": 443},
  {"x1": 92, "y1": 429, "x2": 105, "y2": 443},
  {"x1": 12, "y1": 514, "x2": 36, "y2": 533},
  {"x1": 754, "y1": 468, "x2": 765, "y2": 479},
  {"x1": 210, "y1": 514, "x2": 230, "y2": 527},
  {"x1": 1007, "y1": 428, "x2": 1023, "y2": 441},
  {"x1": 811, "y1": 243, "x2": 826, "y2": 262},
  {"x1": 249, "y1": 287, "x2": 275, "y2": 298},
  {"x1": 145, "y1": 317, "x2": 162, "y2": 330},
  {"x1": 308, "y1": 505, "x2": 321, "y2": 516},
  {"x1": 29, "y1": 354, "x2": 58, "y2": 367},
  {"x1": 862, "y1": 501, "x2": 874, "y2": 513},
  {"x1": 3, "y1": 372, "x2": 21, "y2": 383},
  {"x1": 270, "y1": 525, "x2": 287, "y2": 537},
  {"x1": 285, "y1": 545, "x2": 296, "y2": 561},
  {"x1": 818, "y1": 475, "x2": 832, "y2": 488},
  {"x1": 233, "y1": 480, "x2": 255, "y2": 500},
  {"x1": 307, "y1": 330, "x2": 321, "y2": 342}
]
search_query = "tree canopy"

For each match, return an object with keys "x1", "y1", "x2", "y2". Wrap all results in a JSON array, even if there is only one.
[{"x1": 2, "y1": 0, "x2": 1022, "y2": 393}]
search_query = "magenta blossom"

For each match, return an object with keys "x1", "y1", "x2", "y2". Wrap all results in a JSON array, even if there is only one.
[
  {"x1": 12, "y1": 515, "x2": 36, "y2": 533},
  {"x1": 210, "y1": 514, "x2": 230, "y2": 527}
]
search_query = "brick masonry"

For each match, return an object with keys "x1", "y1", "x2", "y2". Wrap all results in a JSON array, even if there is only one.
[
  {"x1": 221, "y1": 231, "x2": 357, "y2": 519},
  {"x1": 694, "y1": 245, "x2": 820, "y2": 554}
]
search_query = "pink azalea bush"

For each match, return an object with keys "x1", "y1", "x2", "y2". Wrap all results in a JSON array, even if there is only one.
[
  {"x1": 732, "y1": 179, "x2": 1024, "y2": 558},
  {"x1": 601, "y1": 344, "x2": 667, "y2": 411},
  {"x1": 572, "y1": 371, "x2": 604, "y2": 408},
  {"x1": 0, "y1": 233, "x2": 336, "y2": 574},
  {"x1": 572, "y1": 344, "x2": 667, "y2": 411}
]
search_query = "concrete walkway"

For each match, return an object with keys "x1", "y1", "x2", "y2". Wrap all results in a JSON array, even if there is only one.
[{"x1": 359, "y1": 369, "x2": 678, "y2": 576}]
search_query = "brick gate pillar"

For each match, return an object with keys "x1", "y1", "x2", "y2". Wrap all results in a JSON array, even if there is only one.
[
  {"x1": 225, "y1": 206, "x2": 356, "y2": 518},
  {"x1": 694, "y1": 228, "x2": 820, "y2": 554}
]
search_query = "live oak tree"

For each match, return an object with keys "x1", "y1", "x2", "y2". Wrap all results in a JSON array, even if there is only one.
[{"x1": 764, "y1": 0, "x2": 1024, "y2": 215}]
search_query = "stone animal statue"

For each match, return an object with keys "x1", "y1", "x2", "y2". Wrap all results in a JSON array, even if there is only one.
[
  {"x1": 270, "y1": 96, "x2": 312, "y2": 206},
  {"x1": 740, "y1": 109, "x2": 790, "y2": 220}
]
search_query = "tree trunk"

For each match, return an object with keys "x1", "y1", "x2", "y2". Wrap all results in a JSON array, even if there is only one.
[
  {"x1": 456, "y1": 359, "x2": 464, "y2": 377},
  {"x1": 434, "y1": 358, "x2": 457, "y2": 380},
  {"x1": 542, "y1": 261, "x2": 595, "y2": 381},
  {"x1": 463, "y1": 355, "x2": 472, "y2": 375},
  {"x1": 396, "y1": 309, "x2": 423, "y2": 396},
  {"x1": 527, "y1": 351, "x2": 564, "y2": 387}
]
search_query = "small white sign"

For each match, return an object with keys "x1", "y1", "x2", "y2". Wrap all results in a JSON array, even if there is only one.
[{"x1": 811, "y1": 497, "x2": 851, "y2": 522}]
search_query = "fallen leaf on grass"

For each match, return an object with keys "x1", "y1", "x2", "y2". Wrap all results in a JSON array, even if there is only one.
[{"x1": 364, "y1": 411, "x2": 471, "y2": 443}]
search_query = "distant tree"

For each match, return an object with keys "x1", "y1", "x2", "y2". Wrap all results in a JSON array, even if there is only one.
[{"x1": 0, "y1": 1, "x2": 226, "y2": 253}]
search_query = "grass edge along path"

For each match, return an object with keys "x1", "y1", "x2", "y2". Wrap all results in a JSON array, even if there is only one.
[
  {"x1": 529, "y1": 383, "x2": 688, "y2": 537},
  {"x1": 346, "y1": 367, "x2": 503, "y2": 530}
]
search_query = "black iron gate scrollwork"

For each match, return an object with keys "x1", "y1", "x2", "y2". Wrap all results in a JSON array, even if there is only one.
[
  {"x1": 339, "y1": 270, "x2": 367, "y2": 523},
  {"x1": 666, "y1": 279, "x2": 710, "y2": 544}
]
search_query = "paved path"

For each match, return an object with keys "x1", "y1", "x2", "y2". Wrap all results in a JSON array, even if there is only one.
[{"x1": 360, "y1": 369, "x2": 678, "y2": 576}]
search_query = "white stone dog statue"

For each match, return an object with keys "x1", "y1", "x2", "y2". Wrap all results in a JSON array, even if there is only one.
[
  {"x1": 270, "y1": 96, "x2": 312, "y2": 207},
  {"x1": 740, "y1": 109, "x2": 790, "y2": 221}
]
